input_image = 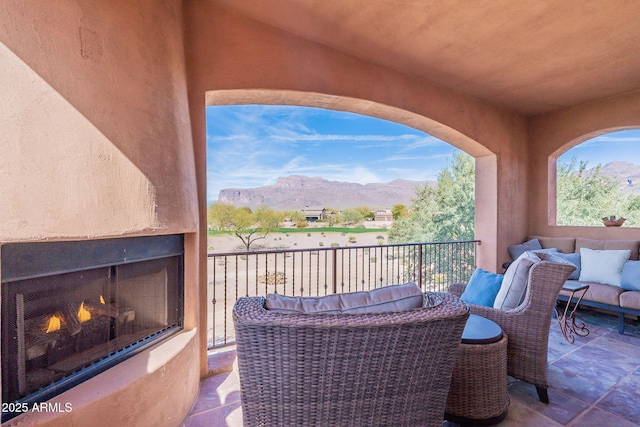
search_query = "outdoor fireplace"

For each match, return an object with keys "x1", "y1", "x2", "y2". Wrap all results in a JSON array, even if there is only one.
[{"x1": 1, "y1": 235, "x2": 184, "y2": 422}]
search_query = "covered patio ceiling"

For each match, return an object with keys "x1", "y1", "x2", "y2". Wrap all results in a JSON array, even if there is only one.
[{"x1": 213, "y1": 0, "x2": 640, "y2": 116}]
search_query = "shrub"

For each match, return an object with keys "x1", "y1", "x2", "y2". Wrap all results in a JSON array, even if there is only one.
[
  {"x1": 318, "y1": 241, "x2": 324, "y2": 246},
  {"x1": 258, "y1": 271, "x2": 286, "y2": 285},
  {"x1": 348, "y1": 235, "x2": 357, "y2": 243},
  {"x1": 296, "y1": 221, "x2": 308, "y2": 228},
  {"x1": 330, "y1": 243, "x2": 340, "y2": 247}
]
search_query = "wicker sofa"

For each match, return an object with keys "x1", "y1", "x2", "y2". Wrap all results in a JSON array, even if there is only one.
[
  {"x1": 233, "y1": 290, "x2": 469, "y2": 427},
  {"x1": 512, "y1": 236, "x2": 640, "y2": 333}
]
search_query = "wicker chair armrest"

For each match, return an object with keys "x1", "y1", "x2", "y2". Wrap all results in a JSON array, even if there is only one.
[{"x1": 448, "y1": 282, "x2": 466, "y2": 297}]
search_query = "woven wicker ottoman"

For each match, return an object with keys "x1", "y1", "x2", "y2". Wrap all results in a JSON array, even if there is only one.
[{"x1": 445, "y1": 314, "x2": 509, "y2": 426}]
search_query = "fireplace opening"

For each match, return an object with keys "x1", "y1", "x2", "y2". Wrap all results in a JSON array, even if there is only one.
[{"x1": 1, "y1": 235, "x2": 184, "y2": 422}]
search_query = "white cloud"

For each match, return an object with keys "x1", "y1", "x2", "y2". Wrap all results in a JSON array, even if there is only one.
[
  {"x1": 398, "y1": 135, "x2": 449, "y2": 152},
  {"x1": 272, "y1": 133, "x2": 417, "y2": 142},
  {"x1": 205, "y1": 105, "x2": 466, "y2": 202}
]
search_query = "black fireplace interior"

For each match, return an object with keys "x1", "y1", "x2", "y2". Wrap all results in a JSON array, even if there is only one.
[{"x1": 1, "y1": 235, "x2": 184, "y2": 422}]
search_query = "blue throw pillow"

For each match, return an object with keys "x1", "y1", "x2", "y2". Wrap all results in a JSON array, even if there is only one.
[
  {"x1": 508, "y1": 238, "x2": 542, "y2": 261},
  {"x1": 551, "y1": 252, "x2": 581, "y2": 280},
  {"x1": 621, "y1": 260, "x2": 640, "y2": 291},
  {"x1": 461, "y1": 268, "x2": 504, "y2": 307}
]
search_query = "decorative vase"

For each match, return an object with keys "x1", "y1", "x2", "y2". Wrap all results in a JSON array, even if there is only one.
[{"x1": 602, "y1": 215, "x2": 626, "y2": 227}]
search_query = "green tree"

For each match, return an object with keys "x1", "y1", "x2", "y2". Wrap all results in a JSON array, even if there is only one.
[
  {"x1": 207, "y1": 201, "x2": 237, "y2": 231},
  {"x1": 355, "y1": 206, "x2": 374, "y2": 221},
  {"x1": 340, "y1": 208, "x2": 364, "y2": 227},
  {"x1": 391, "y1": 203, "x2": 409, "y2": 220},
  {"x1": 624, "y1": 194, "x2": 640, "y2": 226},
  {"x1": 388, "y1": 152, "x2": 475, "y2": 288},
  {"x1": 388, "y1": 184, "x2": 437, "y2": 243},
  {"x1": 556, "y1": 158, "x2": 625, "y2": 226},
  {"x1": 389, "y1": 152, "x2": 475, "y2": 243},
  {"x1": 285, "y1": 210, "x2": 306, "y2": 223},
  {"x1": 208, "y1": 202, "x2": 283, "y2": 251},
  {"x1": 324, "y1": 207, "x2": 340, "y2": 226},
  {"x1": 431, "y1": 152, "x2": 475, "y2": 241}
]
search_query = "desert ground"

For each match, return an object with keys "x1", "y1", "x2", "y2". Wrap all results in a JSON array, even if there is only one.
[
  {"x1": 206, "y1": 227, "x2": 392, "y2": 346},
  {"x1": 207, "y1": 227, "x2": 390, "y2": 254}
]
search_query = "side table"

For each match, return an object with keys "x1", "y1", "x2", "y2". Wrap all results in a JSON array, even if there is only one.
[
  {"x1": 445, "y1": 314, "x2": 509, "y2": 426},
  {"x1": 556, "y1": 282, "x2": 590, "y2": 344}
]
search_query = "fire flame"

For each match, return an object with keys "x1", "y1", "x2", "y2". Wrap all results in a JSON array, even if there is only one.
[
  {"x1": 45, "y1": 315, "x2": 62, "y2": 333},
  {"x1": 78, "y1": 302, "x2": 91, "y2": 323},
  {"x1": 45, "y1": 301, "x2": 92, "y2": 333},
  {"x1": 100, "y1": 295, "x2": 105, "y2": 304}
]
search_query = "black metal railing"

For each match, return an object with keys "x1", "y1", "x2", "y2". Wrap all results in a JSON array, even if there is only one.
[{"x1": 207, "y1": 240, "x2": 479, "y2": 348}]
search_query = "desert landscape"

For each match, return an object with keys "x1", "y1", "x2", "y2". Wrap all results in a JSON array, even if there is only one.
[{"x1": 207, "y1": 227, "x2": 389, "y2": 254}]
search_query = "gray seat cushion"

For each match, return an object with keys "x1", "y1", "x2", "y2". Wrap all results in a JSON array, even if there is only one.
[{"x1": 264, "y1": 282, "x2": 424, "y2": 314}]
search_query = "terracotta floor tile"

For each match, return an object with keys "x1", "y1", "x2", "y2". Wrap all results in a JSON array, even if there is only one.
[{"x1": 183, "y1": 308, "x2": 640, "y2": 426}]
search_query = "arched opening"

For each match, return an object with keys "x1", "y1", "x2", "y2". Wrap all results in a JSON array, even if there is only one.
[
  {"x1": 198, "y1": 89, "x2": 508, "y2": 269},
  {"x1": 553, "y1": 129, "x2": 640, "y2": 227},
  {"x1": 205, "y1": 90, "x2": 494, "y2": 227},
  {"x1": 203, "y1": 91, "x2": 500, "y2": 271}
]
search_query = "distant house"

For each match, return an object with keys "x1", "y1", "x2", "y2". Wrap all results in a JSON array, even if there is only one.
[
  {"x1": 374, "y1": 209, "x2": 394, "y2": 221},
  {"x1": 302, "y1": 208, "x2": 327, "y2": 222}
]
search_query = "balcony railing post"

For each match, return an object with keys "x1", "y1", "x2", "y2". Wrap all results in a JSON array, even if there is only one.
[
  {"x1": 332, "y1": 247, "x2": 338, "y2": 294},
  {"x1": 417, "y1": 244, "x2": 423, "y2": 288}
]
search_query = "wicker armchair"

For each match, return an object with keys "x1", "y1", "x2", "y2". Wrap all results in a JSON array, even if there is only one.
[
  {"x1": 449, "y1": 260, "x2": 575, "y2": 403},
  {"x1": 233, "y1": 292, "x2": 469, "y2": 427}
]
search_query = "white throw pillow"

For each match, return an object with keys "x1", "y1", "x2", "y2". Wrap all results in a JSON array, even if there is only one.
[{"x1": 578, "y1": 248, "x2": 631, "y2": 287}]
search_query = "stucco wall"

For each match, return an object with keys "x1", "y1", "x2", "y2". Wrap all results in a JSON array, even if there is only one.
[
  {"x1": 528, "y1": 89, "x2": 640, "y2": 241},
  {"x1": 0, "y1": 0, "x2": 198, "y2": 240},
  {"x1": 0, "y1": 1, "x2": 200, "y2": 426},
  {"x1": 184, "y1": 1, "x2": 529, "y2": 271}
]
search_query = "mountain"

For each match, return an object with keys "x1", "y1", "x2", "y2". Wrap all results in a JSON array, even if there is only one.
[
  {"x1": 598, "y1": 161, "x2": 640, "y2": 194},
  {"x1": 217, "y1": 175, "x2": 430, "y2": 210},
  {"x1": 216, "y1": 161, "x2": 640, "y2": 211}
]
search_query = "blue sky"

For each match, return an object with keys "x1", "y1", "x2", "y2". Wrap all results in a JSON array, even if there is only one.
[
  {"x1": 557, "y1": 130, "x2": 640, "y2": 167},
  {"x1": 206, "y1": 105, "x2": 640, "y2": 203}
]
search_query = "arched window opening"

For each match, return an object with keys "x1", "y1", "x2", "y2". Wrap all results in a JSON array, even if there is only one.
[
  {"x1": 556, "y1": 130, "x2": 640, "y2": 227},
  {"x1": 206, "y1": 104, "x2": 475, "y2": 245}
]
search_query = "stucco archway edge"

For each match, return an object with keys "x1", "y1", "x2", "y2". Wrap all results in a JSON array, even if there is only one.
[{"x1": 206, "y1": 89, "x2": 492, "y2": 158}]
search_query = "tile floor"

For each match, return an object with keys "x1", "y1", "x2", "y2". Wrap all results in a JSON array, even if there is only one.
[{"x1": 181, "y1": 309, "x2": 640, "y2": 426}]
